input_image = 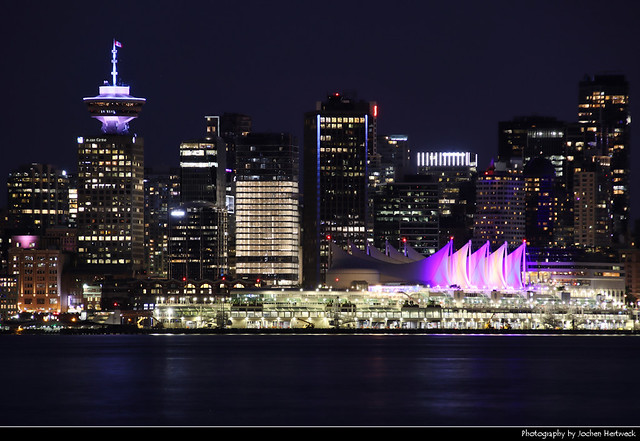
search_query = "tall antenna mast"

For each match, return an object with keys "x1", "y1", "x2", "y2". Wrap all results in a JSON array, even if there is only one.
[{"x1": 111, "y1": 39, "x2": 122, "y2": 86}]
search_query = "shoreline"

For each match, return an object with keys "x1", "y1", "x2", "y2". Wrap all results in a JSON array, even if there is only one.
[{"x1": 3, "y1": 325, "x2": 639, "y2": 336}]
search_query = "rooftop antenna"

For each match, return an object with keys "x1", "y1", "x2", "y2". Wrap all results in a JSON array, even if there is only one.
[{"x1": 111, "y1": 39, "x2": 122, "y2": 86}]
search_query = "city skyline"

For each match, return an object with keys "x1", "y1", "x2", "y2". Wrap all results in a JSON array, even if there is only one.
[
  {"x1": 2, "y1": 1, "x2": 640, "y2": 216},
  {"x1": 3, "y1": 3, "x2": 640, "y2": 426}
]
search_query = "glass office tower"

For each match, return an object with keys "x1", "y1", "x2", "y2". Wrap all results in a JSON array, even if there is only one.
[{"x1": 302, "y1": 93, "x2": 377, "y2": 288}]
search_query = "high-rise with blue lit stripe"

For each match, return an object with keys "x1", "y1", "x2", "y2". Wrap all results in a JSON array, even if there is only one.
[{"x1": 302, "y1": 93, "x2": 377, "y2": 288}]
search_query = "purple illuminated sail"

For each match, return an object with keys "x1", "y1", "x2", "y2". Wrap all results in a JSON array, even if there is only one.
[
  {"x1": 469, "y1": 241, "x2": 490, "y2": 288},
  {"x1": 505, "y1": 241, "x2": 526, "y2": 289},
  {"x1": 417, "y1": 239, "x2": 452, "y2": 286},
  {"x1": 329, "y1": 238, "x2": 529, "y2": 290},
  {"x1": 449, "y1": 241, "x2": 472, "y2": 288},
  {"x1": 485, "y1": 242, "x2": 508, "y2": 289}
]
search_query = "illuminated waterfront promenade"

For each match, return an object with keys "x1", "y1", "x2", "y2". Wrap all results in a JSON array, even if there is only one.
[{"x1": 143, "y1": 285, "x2": 636, "y2": 331}]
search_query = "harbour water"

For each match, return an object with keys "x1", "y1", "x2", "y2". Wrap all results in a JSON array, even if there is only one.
[{"x1": 1, "y1": 333, "x2": 638, "y2": 427}]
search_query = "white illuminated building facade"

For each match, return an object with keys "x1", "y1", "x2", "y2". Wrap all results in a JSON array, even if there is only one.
[
  {"x1": 416, "y1": 151, "x2": 477, "y2": 169},
  {"x1": 235, "y1": 133, "x2": 300, "y2": 286}
]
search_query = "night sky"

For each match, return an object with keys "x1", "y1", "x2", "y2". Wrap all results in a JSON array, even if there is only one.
[{"x1": 2, "y1": 1, "x2": 640, "y2": 215}]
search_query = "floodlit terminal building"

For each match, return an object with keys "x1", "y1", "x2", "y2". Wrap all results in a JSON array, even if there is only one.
[{"x1": 92, "y1": 239, "x2": 633, "y2": 331}]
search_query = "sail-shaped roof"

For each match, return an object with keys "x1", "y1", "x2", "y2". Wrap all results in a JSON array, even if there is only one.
[{"x1": 329, "y1": 239, "x2": 527, "y2": 290}]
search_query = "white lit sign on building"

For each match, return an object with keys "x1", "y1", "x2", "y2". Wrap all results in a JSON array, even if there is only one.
[{"x1": 416, "y1": 151, "x2": 478, "y2": 168}]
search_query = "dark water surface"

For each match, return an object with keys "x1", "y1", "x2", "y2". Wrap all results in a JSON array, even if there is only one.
[{"x1": 1, "y1": 333, "x2": 638, "y2": 427}]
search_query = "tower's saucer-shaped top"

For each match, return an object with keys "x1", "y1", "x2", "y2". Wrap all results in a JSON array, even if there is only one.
[
  {"x1": 84, "y1": 85, "x2": 145, "y2": 134},
  {"x1": 84, "y1": 40, "x2": 145, "y2": 135}
]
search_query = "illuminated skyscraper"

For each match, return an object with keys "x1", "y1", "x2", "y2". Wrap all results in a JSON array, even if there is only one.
[
  {"x1": 371, "y1": 134, "x2": 412, "y2": 187},
  {"x1": 7, "y1": 163, "x2": 69, "y2": 234},
  {"x1": 302, "y1": 93, "x2": 377, "y2": 288},
  {"x1": 176, "y1": 117, "x2": 229, "y2": 280},
  {"x1": 144, "y1": 168, "x2": 180, "y2": 278},
  {"x1": 473, "y1": 159, "x2": 525, "y2": 249},
  {"x1": 567, "y1": 122, "x2": 613, "y2": 250},
  {"x1": 209, "y1": 112, "x2": 252, "y2": 278},
  {"x1": 573, "y1": 165, "x2": 612, "y2": 249},
  {"x1": 498, "y1": 116, "x2": 566, "y2": 164},
  {"x1": 219, "y1": 112, "x2": 252, "y2": 186},
  {"x1": 168, "y1": 201, "x2": 228, "y2": 281},
  {"x1": 577, "y1": 74, "x2": 630, "y2": 246},
  {"x1": 373, "y1": 174, "x2": 439, "y2": 256},
  {"x1": 498, "y1": 116, "x2": 574, "y2": 247},
  {"x1": 179, "y1": 118, "x2": 227, "y2": 207},
  {"x1": 235, "y1": 133, "x2": 300, "y2": 286},
  {"x1": 416, "y1": 151, "x2": 478, "y2": 249},
  {"x1": 76, "y1": 40, "x2": 145, "y2": 273},
  {"x1": 523, "y1": 157, "x2": 557, "y2": 248}
]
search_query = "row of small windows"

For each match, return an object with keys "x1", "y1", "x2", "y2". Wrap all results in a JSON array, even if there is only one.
[
  {"x1": 83, "y1": 259, "x2": 132, "y2": 265},
  {"x1": 320, "y1": 117, "x2": 365, "y2": 123}
]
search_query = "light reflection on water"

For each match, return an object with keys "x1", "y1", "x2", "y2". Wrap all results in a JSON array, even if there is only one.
[{"x1": 1, "y1": 334, "x2": 638, "y2": 427}]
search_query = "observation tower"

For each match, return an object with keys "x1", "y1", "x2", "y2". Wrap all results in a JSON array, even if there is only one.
[
  {"x1": 83, "y1": 39, "x2": 145, "y2": 134},
  {"x1": 76, "y1": 39, "x2": 146, "y2": 274}
]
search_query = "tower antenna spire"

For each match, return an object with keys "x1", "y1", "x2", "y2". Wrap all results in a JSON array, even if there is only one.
[{"x1": 111, "y1": 39, "x2": 122, "y2": 86}]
